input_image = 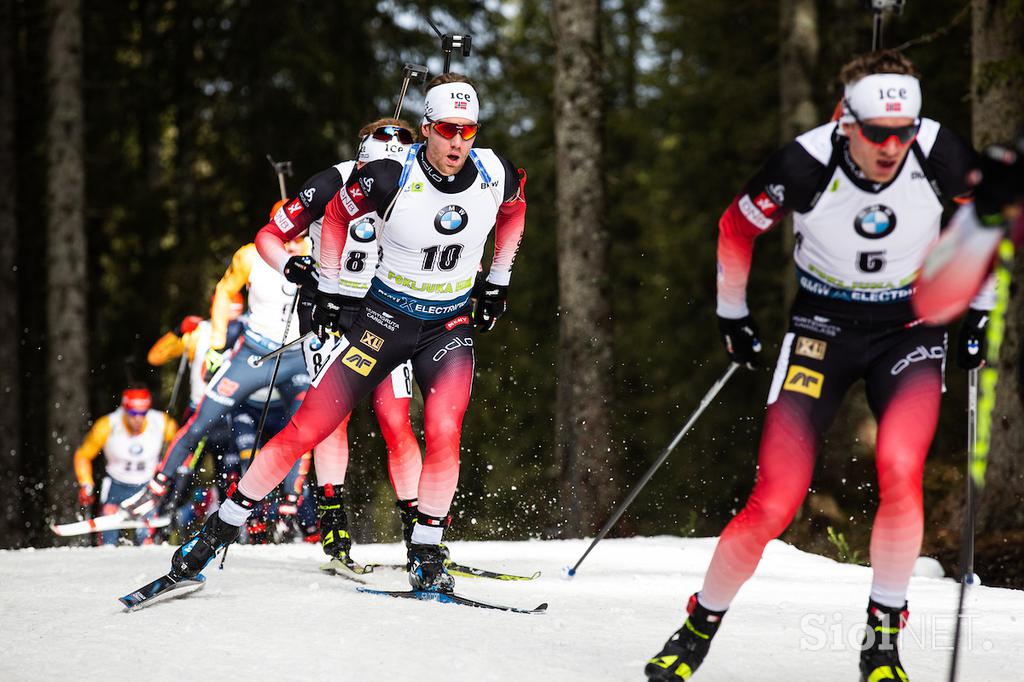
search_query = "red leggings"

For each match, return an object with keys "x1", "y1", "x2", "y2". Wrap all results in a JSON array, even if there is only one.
[
  {"x1": 700, "y1": 310, "x2": 945, "y2": 611},
  {"x1": 311, "y1": 378, "x2": 423, "y2": 501},
  {"x1": 241, "y1": 299, "x2": 473, "y2": 519}
]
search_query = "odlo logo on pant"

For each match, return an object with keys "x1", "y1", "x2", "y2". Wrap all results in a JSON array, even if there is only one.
[
  {"x1": 783, "y1": 365, "x2": 824, "y2": 398},
  {"x1": 890, "y1": 345, "x2": 944, "y2": 376},
  {"x1": 342, "y1": 347, "x2": 377, "y2": 376}
]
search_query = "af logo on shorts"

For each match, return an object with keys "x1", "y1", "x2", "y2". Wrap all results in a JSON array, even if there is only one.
[
  {"x1": 794, "y1": 336, "x2": 827, "y2": 361},
  {"x1": 783, "y1": 365, "x2": 824, "y2": 398},
  {"x1": 360, "y1": 330, "x2": 384, "y2": 352},
  {"x1": 342, "y1": 346, "x2": 377, "y2": 376}
]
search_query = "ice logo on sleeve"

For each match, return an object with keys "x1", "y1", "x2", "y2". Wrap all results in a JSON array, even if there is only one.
[
  {"x1": 434, "y1": 205, "x2": 469, "y2": 235},
  {"x1": 854, "y1": 205, "x2": 897, "y2": 239},
  {"x1": 349, "y1": 218, "x2": 376, "y2": 243}
]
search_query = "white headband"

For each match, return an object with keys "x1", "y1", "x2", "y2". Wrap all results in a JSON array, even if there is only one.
[
  {"x1": 358, "y1": 134, "x2": 409, "y2": 164},
  {"x1": 841, "y1": 73, "x2": 921, "y2": 124},
  {"x1": 423, "y1": 82, "x2": 479, "y2": 124}
]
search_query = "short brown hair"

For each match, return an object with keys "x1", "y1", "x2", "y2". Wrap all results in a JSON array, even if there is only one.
[
  {"x1": 425, "y1": 72, "x2": 476, "y2": 92},
  {"x1": 839, "y1": 49, "x2": 920, "y2": 85},
  {"x1": 358, "y1": 117, "x2": 417, "y2": 140}
]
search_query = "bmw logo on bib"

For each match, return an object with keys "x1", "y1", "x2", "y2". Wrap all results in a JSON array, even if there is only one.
[
  {"x1": 130, "y1": 444, "x2": 143, "y2": 455},
  {"x1": 854, "y1": 204, "x2": 897, "y2": 239},
  {"x1": 349, "y1": 218, "x2": 376, "y2": 243},
  {"x1": 434, "y1": 205, "x2": 469, "y2": 235}
]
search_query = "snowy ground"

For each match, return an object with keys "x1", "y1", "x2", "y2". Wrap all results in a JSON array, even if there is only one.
[{"x1": 1, "y1": 537, "x2": 1020, "y2": 681}]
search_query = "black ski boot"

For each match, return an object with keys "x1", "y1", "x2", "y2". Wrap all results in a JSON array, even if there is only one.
[
  {"x1": 317, "y1": 484, "x2": 353, "y2": 561},
  {"x1": 860, "y1": 599, "x2": 910, "y2": 682},
  {"x1": 407, "y1": 542, "x2": 455, "y2": 593},
  {"x1": 646, "y1": 593, "x2": 726, "y2": 681},
  {"x1": 170, "y1": 512, "x2": 240, "y2": 580},
  {"x1": 396, "y1": 498, "x2": 418, "y2": 546}
]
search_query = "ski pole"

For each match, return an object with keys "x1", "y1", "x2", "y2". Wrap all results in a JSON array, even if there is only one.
[
  {"x1": 252, "y1": 293, "x2": 300, "y2": 458},
  {"x1": 563, "y1": 363, "x2": 740, "y2": 579},
  {"x1": 964, "y1": 368, "x2": 978, "y2": 583},
  {"x1": 253, "y1": 331, "x2": 314, "y2": 367},
  {"x1": 166, "y1": 351, "x2": 189, "y2": 418},
  {"x1": 949, "y1": 237, "x2": 1015, "y2": 682}
]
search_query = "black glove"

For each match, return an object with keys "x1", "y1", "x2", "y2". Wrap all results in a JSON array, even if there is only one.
[
  {"x1": 472, "y1": 281, "x2": 508, "y2": 333},
  {"x1": 718, "y1": 315, "x2": 762, "y2": 369},
  {"x1": 956, "y1": 308, "x2": 989, "y2": 370},
  {"x1": 972, "y1": 143, "x2": 1024, "y2": 224},
  {"x1": 283, "y1": 255, "x2": 319, "y2": 287},
  {"x1": 312, "y1": 291, "x2": 343, "y2": 340}
]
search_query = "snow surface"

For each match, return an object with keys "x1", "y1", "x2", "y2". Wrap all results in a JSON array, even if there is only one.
[{"x1": 1, "y1": 537, "x2": 1021, "y2": 681}]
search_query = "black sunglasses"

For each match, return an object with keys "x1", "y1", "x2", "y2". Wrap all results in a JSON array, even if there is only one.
[
  {"x1": 851, "y1": 110, "x2": 921, "y2": 146},
  {"x1": 371, "y1": 126, "x2": 415, "y2": 145}
]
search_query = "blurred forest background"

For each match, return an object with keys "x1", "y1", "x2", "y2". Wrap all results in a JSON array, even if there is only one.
[{"x1": 1, "y1": 0, "x2": 1022, "y2": 586}]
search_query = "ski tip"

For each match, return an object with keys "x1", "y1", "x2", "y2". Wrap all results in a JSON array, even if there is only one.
[
  {"x1": 530, "y1": 571, "x2": 542, "y2": 580},
  {"x1": 49, "y1": 524, "x2": 63, "y2": 537},
  {"x1": 534, "y1": 602, "x2": 549, "y2": 612},
  {"x1": 560, "y1": 565, "x2": 575, "y2": 580}
]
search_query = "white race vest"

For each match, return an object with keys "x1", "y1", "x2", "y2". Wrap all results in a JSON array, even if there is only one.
[
  {"x1": 369, "y1": 146, "x2": 505, "y2": 319},
  {"x1": 103, "y1": 408, "x2": 168, "y2": 485},
  {"x1": 792, "y1": 120, "x2": 943, "y2": 304},
  {"x1": 309, "y1": 161, "x2": 380, "y2": 298},
  {"x1": 247, "y1": 254, "x2": 301, "y2": 343}
]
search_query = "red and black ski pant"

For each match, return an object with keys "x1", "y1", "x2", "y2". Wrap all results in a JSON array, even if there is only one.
[
  {"x1": 700, "y1": 295, "x2": 946, "y2": 611},
  {"x1": 239, "y1": 297, "x2": 474, "y2": 520},
  {"x1": 296, "y1": 287, "x2": 423, "y2": 500}
]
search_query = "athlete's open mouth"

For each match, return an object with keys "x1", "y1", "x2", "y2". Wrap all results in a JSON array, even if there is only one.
[{"x1": 447, "y1": 152, "x2": 461, "y2": 164}]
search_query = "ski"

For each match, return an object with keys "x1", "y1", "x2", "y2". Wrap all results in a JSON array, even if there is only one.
[
  {"x1": 118, "y1": 573, "x2": 205, "y2": 611},
  {"x1": 364, "y1": 560, "x2": 540, "y2": 582},
  {"x1": 446, "y1": 561, "x2": 541, "y2": 582},
  {"x1": 319, "y1": 557, "x2": 374, "y2": 583},
  {"x1": 357, "y1": 586, "x2": 547, "y2": 614},
  {"x1": 51, "y1": 511, "x2": 170, "y2": 537}
]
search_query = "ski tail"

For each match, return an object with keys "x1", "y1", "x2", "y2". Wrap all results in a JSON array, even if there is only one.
[{"x1": 357, "y1": 586, "x2": 547, "y2": 615}]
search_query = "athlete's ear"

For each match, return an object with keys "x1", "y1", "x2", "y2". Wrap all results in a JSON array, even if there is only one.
[
  {"x1": 840, "y1": 122, "x2": 857, "y2": 138},
  {"x1": 420, "y1": 122, "x2": 431, "y2": 139}
]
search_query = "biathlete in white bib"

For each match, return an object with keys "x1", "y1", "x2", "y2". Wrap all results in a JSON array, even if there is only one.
[
  {"x1": 647, "y1": 50, "x2": 990, "y2": 682},
  {"x1": 72, "y1": 388, "x2": 177, "y2": 545},
  {"x1": 254, "y1": 118, "x2": 428, "y2": 570},
  {"x1": 166, "y1": 74, "x2": 527, "y2": 594}
]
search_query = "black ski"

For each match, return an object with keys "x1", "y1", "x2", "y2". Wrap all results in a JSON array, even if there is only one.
[
  {"x1": 119, "y1": 573, "x2": 205, "y2": 610},
  {"x1": 357, "y1": 586, "x2": 547, "y2": 614},
  {"x1": 364, "y1": 560, "x2": 540, "y2": 582}
]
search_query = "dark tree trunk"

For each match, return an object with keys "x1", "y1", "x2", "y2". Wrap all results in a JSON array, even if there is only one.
[
  {"x1": 0, "y1": 0, "x2": 22, "y2": 548},
  {"x1": 778, "y1": 0, "x2": 819, "y2": 307},
  {"x1": 46, "y1": 0, "x2": 88, "y2": 527},
  {"x1": 551, "y1": 0, "x2": 616, "y2": 536},
  {"x1": 971, "y1": 0, "x2": 1024, "y2": 534}
]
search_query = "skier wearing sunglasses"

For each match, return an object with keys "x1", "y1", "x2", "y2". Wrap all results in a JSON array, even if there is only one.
[
  {"x1": 167, "y1": 74, "x2": 527, "y2": 596},
  {"x1": 250, "y1": 118, "x2": 428, "y2": 574},
  {"x1": 647, "y1": 50, "x2": 988, "y2": 682}
]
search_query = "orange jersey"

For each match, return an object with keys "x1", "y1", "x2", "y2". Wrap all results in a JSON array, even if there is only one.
[{"x1": 73, "y1": 410, "x2": 178, "y2": 487}]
